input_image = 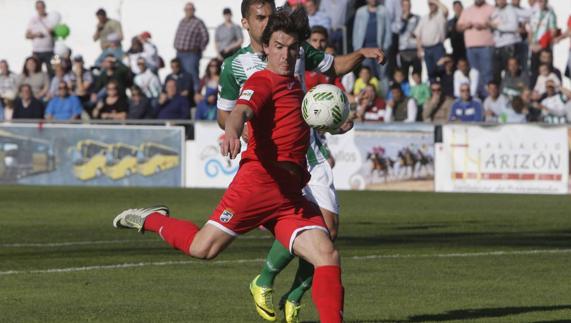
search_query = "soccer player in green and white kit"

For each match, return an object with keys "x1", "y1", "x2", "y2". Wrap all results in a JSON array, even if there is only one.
[{"x1": 217, "y1": 1, "x2": 385, "y2": 322}]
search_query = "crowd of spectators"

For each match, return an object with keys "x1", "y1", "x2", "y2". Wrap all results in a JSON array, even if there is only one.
[{"x1": 0, "y1": 0, "x2": 570, "y2": 125}]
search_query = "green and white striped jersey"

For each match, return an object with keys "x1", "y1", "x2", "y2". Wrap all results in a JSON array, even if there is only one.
[{"x1": 217, "y1": 41, "x2": 335, "y2": 167}]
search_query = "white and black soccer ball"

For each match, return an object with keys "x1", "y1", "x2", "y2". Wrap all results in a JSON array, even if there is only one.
[{"x1": 301, "y1": 84, "x2": 350, "y2": 132}]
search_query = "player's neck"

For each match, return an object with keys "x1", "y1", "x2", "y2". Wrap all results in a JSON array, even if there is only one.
[{"x1": 250, "y1": 41, "x2": 264, "y2": 54}]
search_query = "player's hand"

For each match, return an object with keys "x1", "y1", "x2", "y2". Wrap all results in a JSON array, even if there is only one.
[
  {"x1": 359, "y1": 48, "x2": 386, "y2": 65},
  {"x1": 221, "y1": 134, "x2": 241, "y2": 159}
]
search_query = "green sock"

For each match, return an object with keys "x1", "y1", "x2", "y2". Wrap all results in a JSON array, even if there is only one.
[
  {"x1": 285, "y1": 258, "x2": 314, "y2": 304},
  {"x1": 256, "y1": 240, "x2": 294, "y2": 288}
]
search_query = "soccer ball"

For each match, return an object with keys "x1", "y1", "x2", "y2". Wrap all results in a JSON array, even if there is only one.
[{"x1": 301, "y1": 84, "x2": 350, "y2": 132}]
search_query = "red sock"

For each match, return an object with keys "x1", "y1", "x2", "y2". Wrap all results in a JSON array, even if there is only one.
[
  {"x1": 143, "y1": 213, "x2": 199, "y2": 255},
  {"x1": 311, "y1": 265, "x2": 344, "y2": 323}
]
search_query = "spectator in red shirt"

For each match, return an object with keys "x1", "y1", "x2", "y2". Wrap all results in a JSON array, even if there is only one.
[
  {"x1": 304, "y1": 26, "x2": 344, "y2": 91},
  {"x1": 356, "y1": 84, "x2": 387, "y2": 122},
  {"x1": 174, "y1": 2, "x2": 209, "y2": 92}
]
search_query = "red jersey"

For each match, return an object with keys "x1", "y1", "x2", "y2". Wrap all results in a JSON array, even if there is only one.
[
  {"x1": 304, "y1": 71, "x2": 345, "y2": 92},
  {"x1": 236, "y1": 69, "x2": 309, "y2": 169}
]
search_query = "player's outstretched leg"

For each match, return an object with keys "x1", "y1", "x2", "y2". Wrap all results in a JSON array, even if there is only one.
[
  {"x1": 113, "y1": 206, "x2": 234, "y2": 259},
  {"x1": 250, "y1": 240, "x2": 295, "y2": 321},
  {"x1": 292, "y1": 229, "x2": 343, "y2": 323}
]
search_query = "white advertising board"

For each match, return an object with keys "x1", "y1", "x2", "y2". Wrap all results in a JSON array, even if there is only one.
[
  {"x1": 185, "y1": 122, "x2": 241, "y2": 188},
  {"x1": 435, "y1": 125, "x2": 569, "y2": 194}
]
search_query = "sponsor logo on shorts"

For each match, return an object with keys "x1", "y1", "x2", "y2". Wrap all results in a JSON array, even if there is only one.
[
  {"x1": 220, "y1": 209, "x2": 234, "y2": 223},
  {"x1": 239, "y1": 89, "x2": 254, "y2": 101}
]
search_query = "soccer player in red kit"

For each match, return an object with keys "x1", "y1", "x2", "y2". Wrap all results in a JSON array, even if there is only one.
[{"x1": 113, "y1": 8, "x2": 344, "y2": 323}]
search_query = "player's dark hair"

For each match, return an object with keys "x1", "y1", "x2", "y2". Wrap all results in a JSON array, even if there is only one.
[
  {"x1": 310, "y1": 25, "x2": 328, "y2": 40},
  {"x1": 241, "y1": 0, "x2": 276, "y2": 18},
  {"x1": 261, "y1": 7, "x2": 310, "y2": 46}
]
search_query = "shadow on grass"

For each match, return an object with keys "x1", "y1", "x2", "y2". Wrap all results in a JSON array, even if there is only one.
[
  {"x1": 338, "y1": 230, "x2": 571, "y2": 249},
  {"x1": 322, "y1": 304, "x2": 571, "y2": 323}
]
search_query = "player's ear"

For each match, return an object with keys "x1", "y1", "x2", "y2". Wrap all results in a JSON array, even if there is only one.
[
  {"x1": 263, "y1": 43, "x2": 270, "y2": 56},
  {"x1": 241, "y1": 17, "x2": 249, "y2": 31}
]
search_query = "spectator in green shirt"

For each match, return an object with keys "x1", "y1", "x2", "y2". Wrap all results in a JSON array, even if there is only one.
[{"x1": 410, "y1": 71, "x2": 430, "y2": 117}]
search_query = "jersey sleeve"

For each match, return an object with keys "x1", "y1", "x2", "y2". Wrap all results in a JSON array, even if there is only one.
[
  {"x1": 235, "y1": 72, "x2": 271, "y2": 117},
  {"x1": 217, "y1": 58, "x2": 241, "y2": 111},
  {"x1": 302, "y1": 42, "x2": 334, "y2": 74}
]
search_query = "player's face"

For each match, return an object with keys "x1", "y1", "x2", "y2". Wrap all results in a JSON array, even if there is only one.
[
  {"x1": 242, "y1": 3, "x2": 273, "y2": 46},
  {"x1": 309, "y1": 32, "x2": 327, "y2": 51},
  {"x1": 263, "y1": 31, "x2": 299, "y2": 76}
]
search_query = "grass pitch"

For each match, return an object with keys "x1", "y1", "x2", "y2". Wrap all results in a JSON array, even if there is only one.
[{"x1": 1, "y1": 185, "x2": 570, "y2": 322}]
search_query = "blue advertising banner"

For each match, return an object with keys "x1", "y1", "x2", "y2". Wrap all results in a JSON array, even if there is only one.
[{"x1": 0, "y1": 124, "x2": 184, "y2": 187}]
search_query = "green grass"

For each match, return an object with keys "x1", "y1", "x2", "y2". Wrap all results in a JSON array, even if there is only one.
[{"x1": 1, "y1": 186, "x2": 570, "y2": 322}]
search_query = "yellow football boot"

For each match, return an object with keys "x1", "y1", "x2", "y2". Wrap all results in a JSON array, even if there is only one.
[{"x1": 249, "y1": 275, "x2": 276, "y2": 321}]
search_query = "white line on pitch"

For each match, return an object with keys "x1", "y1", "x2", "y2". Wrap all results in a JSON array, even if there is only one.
[
  {"x1": 1, "y1": 249, "x2": 570, "y2": 276},
  {"x1": 0, "y1": 236, "x2": 271, "y2": 248}
]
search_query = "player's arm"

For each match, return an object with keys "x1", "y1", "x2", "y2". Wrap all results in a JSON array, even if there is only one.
[
  {"x1": 216, "y1": 58, "x2": 241, "y2": 129},
  {"x1": 330, "y1": 48, "x2": 386, "y2": 76},
  {"x1": 221, "y1": 104, "x2": 254, "y2": 159}
]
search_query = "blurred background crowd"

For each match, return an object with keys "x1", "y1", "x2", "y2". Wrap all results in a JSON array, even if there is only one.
[{"x1": 0, "y1": 0, "x2": 570, "y2": 124}]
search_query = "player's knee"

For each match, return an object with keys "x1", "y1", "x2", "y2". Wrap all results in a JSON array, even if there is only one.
[{"x1": 189, "y1": 243, "x2": 220, "y2": 260}]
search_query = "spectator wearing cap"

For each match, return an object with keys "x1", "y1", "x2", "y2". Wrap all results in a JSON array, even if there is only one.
[
  {"x1": 414, "y1": 0, "x2": 448, "y2": 82},
  {"x1": 449, "y1": 83, "x2": 484, "y2": 122},
  {"x1": 45, "y1": 81, "x2": 82, "y2": 120},
  {"x1": 93, "y1": 8, "x2": 123, "y2": 51},
  {"x1": 92, "y1": 54, "x2": 132, "y2": 102},
  {"x1": 155, "y1": 79, "x2": 190, "y2": 119},
  {"x1": 447, "y1": 1, "x2": 467, "y2": 62},
  {"x1": 26, "y1": 1, "x2": 58, "y2": 76},
  {"x1": 164, "y1": 58, "x2": 194, "y2": 101},
  {"x1": 457, "y1": 0, "x2": 495, "y2": 98},
  {"x1": 304, "y1": 0, "x2": 331, "y2": 30},
  {"x1": 423, "y1": 81, "x2": 454, "y2": 123},
  {"x1": 0, "y1": 60, "x2": 19, "y2": 101},
  {"x1": 353, "y1": 0, "x2": 392, "y2": 89},
  {"x1": 126, "y1": 36, "x2": 156, "y2": 75},
  {"x1": 13, "y1": 84, "x2": 44, "y2": 119},
  {"x1": 19, "y1": 56, "x2": 49, "y2": 100},
  {"x1": 134, "y1": 58, "x2": 161, "y2": 103},
  {"x1": 174, "y1": 2, "x2": 209, "y2": 92},
  {"x1": 46, "y1": 57, "x2": 70, "y2": 100},
  {"x1": 386, "y1": 83, "x2": 417, "y2": 122},
  {"x1": 215, "y1": 8, "x2": 244, "y2": 59},
  {"x1": 489, "y1": 0, "x2": 520, "y2": 83},
  {"x1": 66, "y1": 55, "x2": 93, "y2": 103},
  {"x1": 317, "y1": 0, "x2": 349, "y2": 54},
  {"x1": 139, "y1": 32, "x2": 160, "y2": 72},
  {"x1": 95, "y1": 32, "x2": 125, "y2": 67},
  {"x1": 538, "y1": 80, "x2": 569, "y2": 124}
]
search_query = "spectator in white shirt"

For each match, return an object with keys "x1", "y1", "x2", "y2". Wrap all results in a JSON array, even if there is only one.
[
  {"x1": 25, "y1": 0, "x2": 59, "y2": 76},
  {"x1": 533, "y1": 63, "x2": 560, "y2": 96},
  {"x1": 304, "y1": 0, "x2": 331, "y2": 30},
  {"x1": 454, "y1": 58, "x2": 479, "y2": 98},
  {"x1": 489, "y1": 0, "x2": 520, "y2": 82},
  {"x1": 483, "y1": 81, "x2": 510, "y2": 122},
  {"x1": 0, "y1": 60, "x2": 19, "y2": 101},
  {"x1": 539, "y1": 80, "x2": 569, "y2": 123},
  {"x1": 134, "y1": 58, "x2": 161, "y2": 104},
  {"x1": 414, "y1": 0, "x2": 448, "y2": 81}
]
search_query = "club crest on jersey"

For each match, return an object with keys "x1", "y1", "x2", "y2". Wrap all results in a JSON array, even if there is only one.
[
  {"x1": 220, "y1": 209, "x2": 234, "y2": 223},
  {"x1": 239, "y1": 89, "x2": 254, "y2": 101}
]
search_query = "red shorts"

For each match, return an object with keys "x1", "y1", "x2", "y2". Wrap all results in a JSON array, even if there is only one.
[{"x1": 207, "y1": 160, "x2": 328, "y2": 253}]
